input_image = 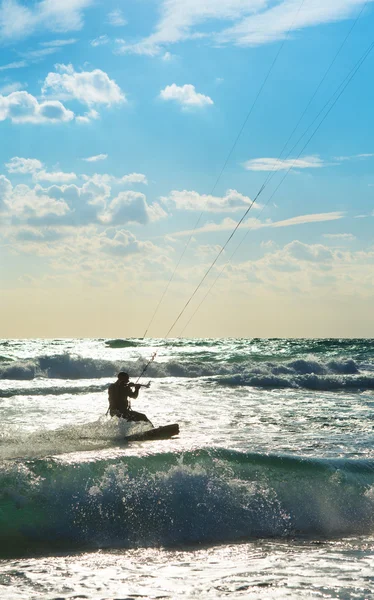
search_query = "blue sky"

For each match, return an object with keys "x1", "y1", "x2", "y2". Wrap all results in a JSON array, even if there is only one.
[{"x1": 0, "y1": 0, "x2": 373, "y2": 338}]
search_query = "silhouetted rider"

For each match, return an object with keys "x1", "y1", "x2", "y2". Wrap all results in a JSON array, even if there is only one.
[{"x1": 108, "y1": 371, "x2": 152, "y2": 425}]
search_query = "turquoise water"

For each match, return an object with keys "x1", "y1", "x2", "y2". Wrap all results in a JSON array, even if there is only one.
[{"x1": 1, "y1": 338, "x2": 374, "y2": 598}]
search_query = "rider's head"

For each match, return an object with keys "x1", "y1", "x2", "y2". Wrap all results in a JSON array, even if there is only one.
[{"x1": 117, "y1": 371, "x2": 129, "y2": 383}]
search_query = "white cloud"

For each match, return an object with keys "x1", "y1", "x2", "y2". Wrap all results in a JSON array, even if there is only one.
[
  {"x1": 121, "y1": 173, "x2": 148, "y2": 185},
  {"x1": 106, "y1": 191, "x2": 153, "y2": 225},
  {"x1": 33, "y1": 170, "x2": 77, "y2": 183},
  {"x1": 173, "y1": 216, "x2": 258, "y2": 237},
  {"x1": 5, "y1": 157, "x2": 77, "y2": 183},
  {"x1": 120, "y1": 0, "x2": 374, "y2": 55},
  {"x1": 0, "y1": 0, "x2": 94, "y2": 42},
  {"x1": 91, "y1": 34, "x2": 109, "y2": 47},
  {"x1": 107, "y1": 9, "x2": 127, "y2": 27},
  {"x1": 324, "y1": 233, "x2": 356, "y2": 241},
  {"x1": 40, "y1": 38, "x2": 77, "y2": 47},
  {"x1": 243, "y1": 155, "x2": 326, "y2": 171},
  {"x1": 99, "y1": 229, "x2": 152, "y2": 257},
  {"x1": 83, "y1": 153, "x2": 108, "y2": 162},
  {"x1": 218, "y1": 0, "x2": 374, "y2": 46},
  {"x1": 0, "y1": 91, "x2": 74, "y2": 123},
  {"x1": 0, "y1": 60, "x2": 27, "y2": 71},
  {"x1": 42, "y1": 64, "x2": 126, "y2": 106},
  {"x1": 162, "y1": 51, "x2": 174, "y2": 61},
  {"x1": 159, "y1": 84, "x2": 213, "y2": 108},
  {"x1": 162, "y1": 188, "x2": 258, "y2": 212},
  {"x1": 0, "y1": 174, "x2": 12, "y2": 210},
  {"x1": 269, "y1": 212, "x2": 344, "y2": 228},
  {"x1": 81, "y1": 172, "x2": 148, "y2": 186},
  {"x1": 6, "y1": 156, "x2": 43, "y2": 173},
  {"x1": 9, "y1": 184, "x2": 70, "y2": 222},
  {"x1": 285, "y1": 240, "x2": 333, "y2": 262},
  {"x1": 172, "y1": 211, "x2": 344, "y2": 237},
  {"x1": 0, "y1": 81, "x2": 25, "y2": 94},
  {"x1": 20, "y1": 47, "x2": 61, "y2": 60},
  {"x1": 76, "y1": 108, "x2": 100, "y2": 124}
]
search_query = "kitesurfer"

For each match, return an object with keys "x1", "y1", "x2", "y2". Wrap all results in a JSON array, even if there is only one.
[{"x1": 108, "y1": 371, "x2": 153, "y2": 425}]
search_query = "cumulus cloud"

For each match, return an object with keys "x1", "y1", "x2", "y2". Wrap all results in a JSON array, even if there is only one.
[
  {"x1": 99, "y1": 229, "x2": 152, "y2": 257},
  {"x1": 75, "y1": 108, "x2": 100, "y2": 124},
  {"x1": 159, "y1": 84, "x2": 213, "y2": 108},
  {"x1": 0, "y1": 81, "x2": 26, "y2": 94},
  {"x1": 9, "y1": 184, "x2": 70, "y2": 223},
  {"x1": 106, "y1": 191, "x2": 152, "y2": 225},
  {"x1": 0, "y1": 174, "x2": 12, "y2": 210},
  {"x1": 1, "y1": 165, "x2": 164, "y2": 229},
  {"x1": 33, "y1": 170, "x2": 77, "y2": 183},
  {"x1": 5, "y1": 156, "x2": 77, "y2": 183},
  {"x1": 81, "y1": 172, "x2": 148, "y2": 186},
  {"x1": 162, "y1": 189, "x2": 258, "y2": 212},
  {"x1": 285, "y1": 240, "x2": 334, "y2": 262},
  {"x1": 14, "y1": 226, "x2": 66, "y2": 242},
  {"x1": 121, "y1": 173, "x2": 148, "y2": 185},
  {"x1": 6, "y1": 156, "x2": 43, "y2": 173},
  {"x1": 0, "y1": 91, "x2": 74, "y2": 123},
  {"x1": 42, "y1": 63, "x2": 126, "y2": 106}
]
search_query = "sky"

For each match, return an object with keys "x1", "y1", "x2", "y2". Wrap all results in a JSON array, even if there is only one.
[{"x1": 0, "y1": 0, "x2": 373, "y2": 339}]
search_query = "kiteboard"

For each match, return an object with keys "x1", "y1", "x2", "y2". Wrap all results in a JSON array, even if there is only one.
[{"x1": 124, "y1": 423, "x2": 179, "y2": 442}]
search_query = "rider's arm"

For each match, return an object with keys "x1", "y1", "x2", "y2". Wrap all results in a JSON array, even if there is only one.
[{"x1": 127, "y1": 384, "x2": 140, "y2": 399}]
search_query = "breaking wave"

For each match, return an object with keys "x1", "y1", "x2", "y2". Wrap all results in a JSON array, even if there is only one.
[
  {"x1": 1, "y1": 448, "x2": 374, "y2": 558},
  {"x1": 1, "y1": 352, "x2": 374, "y2": 392}
]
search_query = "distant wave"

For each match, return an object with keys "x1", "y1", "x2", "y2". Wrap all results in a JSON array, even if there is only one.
[
  {"x1": 105, "y1": 339, "x2": 141, "y2": 348},
  {"x1": 1, "y1": 352, "x2": 374, "y2": 392},
  {"x1": 1, "y1": 447, "x2": 374, "y2": 557},
  {"x1": 0, "y1": 383, "x2": 108, "y2": 398}
]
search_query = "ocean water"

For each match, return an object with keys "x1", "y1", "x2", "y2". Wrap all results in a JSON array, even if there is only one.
[{"x1": 1, "y1": 337, "x2": 374, "y2": 599}]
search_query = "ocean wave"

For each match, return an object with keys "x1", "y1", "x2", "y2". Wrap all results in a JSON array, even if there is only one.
[
  {"x1": 1, "y1": 448, "x2": 374, "y2": 557},
  {"x1": 105, "y1": 339, "x2": 141, "y2": 348},
  {"x1": 0, "y1": 383, "x2": 108, "y2": 398},
  {"x1": 0, "y1": 354, "x2": 124, "y2": 381},
  {"x1": 1, "y1": 353, "x2": 373, "y2": 391}
]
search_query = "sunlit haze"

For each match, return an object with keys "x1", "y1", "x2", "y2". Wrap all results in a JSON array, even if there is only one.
[{"x1": 0, "y1": 0, "x2": 373, "y2": 338}]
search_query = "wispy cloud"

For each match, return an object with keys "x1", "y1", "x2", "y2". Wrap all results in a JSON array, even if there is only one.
[
  {"x1": 107, "y1": 9, "x2": 127, "y2": 27},
  {"x1": 173, "y1": 211, "x2": 344, "y2": 236},
  {"x1": 0, "y1": 0, "x2": 94, "y2": 43},
  {"x1": 0, "y1": 81, "x2": 25, "y2": 94},
  {"x1": 270, "y1": 212, "x2": 344, "y2": 228},
  {"x1": 40, "y1": 38, "x2": 78, "y2": 47},
  {"x1": 159, "y1": 84, "x2": 213, "y2": 108},
  {"x1": 117, "y1": 0, "x2": 374, "y2": 55},
  {"x1": 324, "y1": 233, "x2": 356, "y2": 241},
  {"x1": 83, "y1": 154, "x2": 108, "y2": 162},
  {"x1": 243, "y1": 155, "x2": 327, "y2": 171},
  {"x1": 20, "y1": 47, "x2": 61, "y2": 60},
  {"x1": 91, "y1": 34, "x2": 109, "y2": 47},
  {"x1": 0, "y1": 60, "x2": 27, "y2": 72},
  {"x1": 162, "y1": 189, "x2": 259, "y2": 212}
]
